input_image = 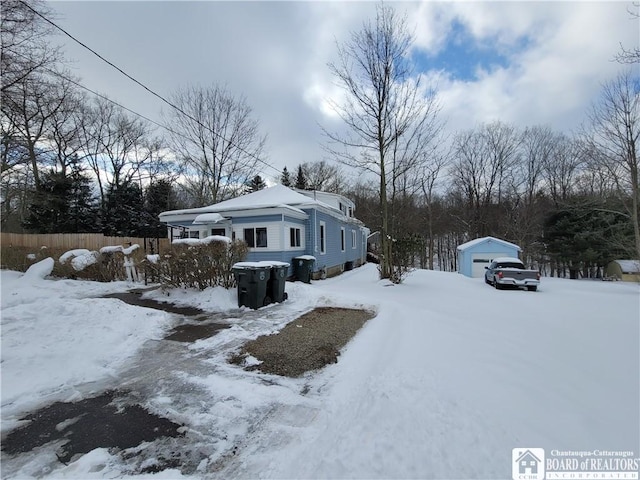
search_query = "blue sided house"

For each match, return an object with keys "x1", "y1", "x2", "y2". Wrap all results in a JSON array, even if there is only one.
[
  {"x1": 158, "y1": 185, "x2": 370, "y2": 279},
  {"x1": 457, "y1": 236, "x2": 522, "y2": 278}
]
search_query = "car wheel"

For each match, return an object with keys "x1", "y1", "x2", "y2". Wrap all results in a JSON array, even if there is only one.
[
  {"x1": 495, "y1": 281, "x2": 503, "y2": 290},
  {"x1": 527, "y1": 286, "x2": 537, "y2": 292}
]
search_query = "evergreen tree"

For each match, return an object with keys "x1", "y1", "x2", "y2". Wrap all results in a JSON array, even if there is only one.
[
  {"x1": 103, "y1": 182, "x2": 146, "y2": 237},
  {"x1": 543, "y1": 201, "x2": 632, "y2": 278},
  {"x1": 245, "y1": 175, "x2": 266, "y2": 193},
  {"x1": 281, "y1": 166, "x2": 292, "y2": 187},
  {"x1": 295, "y1": 164, "x2": 307, "y2": 190},
  {"x1": 23, "y1": 163, "x2": 99, "y2": 233},
  {"x1": 144, "y1": 179, "x2": 179, "y2": 237}
]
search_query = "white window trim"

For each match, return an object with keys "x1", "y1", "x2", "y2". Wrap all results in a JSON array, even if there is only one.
[
  {"x1": 243, "y1": 226, "x2": 268, "y2": 248},
  {"x1": 289, "y1": 227, "x2": 302, "y2": 248},
  {"x1": 319, "y1": 221, "x2": 326, "y2": 255},
  {"x1": 351, "y1": 230, "x2": 356, "y2": 249}
]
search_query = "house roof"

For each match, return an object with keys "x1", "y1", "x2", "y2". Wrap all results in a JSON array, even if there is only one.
[
  {"x1": 611, "y1": 259, "x2": 640, "y2": 273},
  {"x1": 516, "y1": 450, "x2": 541, "y2": 463},
  {"x1": 159, "y1": 185, "x2": 335, "y2": 219},
  {"x1": 456, "y1": 236, "x2": 521, "y2": 252}
]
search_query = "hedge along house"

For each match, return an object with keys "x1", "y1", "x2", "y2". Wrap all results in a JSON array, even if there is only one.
[
  {"x1": 158, "y1": 185, "x2": 369, "y2": 279},
  {"x1": 457, "y1": 236, "x2": 522, "y2": 278}
]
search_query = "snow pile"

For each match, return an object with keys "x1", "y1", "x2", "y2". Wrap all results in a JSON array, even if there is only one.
[
  {"x1": 100, "y1": 244, "x2": 140, "y2": 255},
  {"x1": 59, "y1": 249, "x2": 92, "y2": 264},
  {"x1": 146, "y1": 254, "x2": 160, "y2": 264},
  {"x1": 232, "y1": 261, "x2": 289, "y2": 269},
  {"x1": 22, "y1": 257, "x2": 54, "y2": 280},
  {"x1": 59, "y1": 249, "x2": 100, "y2": 272},
  {"x1": 172, "y1": 235, "x2": 231, "y2": 246}
]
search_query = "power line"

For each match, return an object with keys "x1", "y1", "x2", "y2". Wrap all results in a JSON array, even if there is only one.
[{"x1": 18, "y1": 0, "x2": 281, "y2": 177}]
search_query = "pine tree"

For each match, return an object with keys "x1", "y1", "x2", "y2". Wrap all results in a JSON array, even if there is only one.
[
  {"x1": 245, "y1": 175, "x2": 266, "y2": 193},
  {"x1": 281, "y1": 166, "x2": 291, "y2": 187},
  {"x1": 144, "y1": 179, "x2": 179, "y2": 237},
  {"x1": 295, "y1": 165, "x2": 307, "y2": 190},
  {"x1": 103, "y1": 182, "x2": 146, "y2": 237},
  {"x1": 23, "y1": 163, "x2": 99, "y2": 233}
]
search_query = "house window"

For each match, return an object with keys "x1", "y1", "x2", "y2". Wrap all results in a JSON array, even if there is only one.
[
  {"x1": 351, "y1": 230, "x2": 356, "y2": 249},
  {"x1": 244, "y1": 227, "x2": 268, "y2": 248},
  {"x1": 319, "y1": 221, "x2": 326, "y2": 254},
  {"x1": 189, "y1": 230, "x2": 200, "y2": 239},
  {"x1": 290, "y1": 227, "x2": 301, "y2": 247},
  {"x1": 211, "y1": 228, "x2": 225, "y2": 237},
  {"x1": 341, "y1": 227, "x2": 345, "y2": 252}
]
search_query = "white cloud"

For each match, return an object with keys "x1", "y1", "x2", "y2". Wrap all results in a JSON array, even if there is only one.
[
  {"x1": 51, "y1": 1, "x2": 637, "y2": 183},
  {"x1": 416, "y1": 2, "x2": 638, "y2": 134}
]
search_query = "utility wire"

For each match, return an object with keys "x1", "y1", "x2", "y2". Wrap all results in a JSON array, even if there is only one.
[{"x1": 18, "y1": 0, "x2": 281, "y2": 176}]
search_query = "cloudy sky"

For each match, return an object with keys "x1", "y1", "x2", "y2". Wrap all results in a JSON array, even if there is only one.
[{"x1": 49, "y1": 1, "x2": 638, "y2": 183}]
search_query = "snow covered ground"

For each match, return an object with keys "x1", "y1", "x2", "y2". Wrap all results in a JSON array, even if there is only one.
[{"x1": 1, "y1": 263, "x2": 638, "y2": 479}]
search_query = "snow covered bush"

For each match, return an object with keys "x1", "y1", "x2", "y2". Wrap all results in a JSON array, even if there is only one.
[
  {"x1": 143, "y1": 238, "x2": 248, "y2": 290},
  {"x1": 53, "y1": 245, "x2": 145, "y2": 282},
  {"x1": 0, "y1": 245, "x2": 54, "y2": 272}
]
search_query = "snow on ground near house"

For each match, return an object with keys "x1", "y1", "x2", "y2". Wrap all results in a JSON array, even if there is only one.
[
  {"x1": 1, "y1": 264, "x2": 639, "y2": 479},
  {"x1": 220, "y1": 268, "x2": 640, "y2": 479},
  {"x1": 0, "y1": 271, "x2": 173, "y2": 428}
]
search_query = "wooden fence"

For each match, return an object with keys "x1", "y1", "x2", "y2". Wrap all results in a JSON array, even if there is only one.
[{"x1": 0, "y1": 232, "x2": 169, "y2": 253}]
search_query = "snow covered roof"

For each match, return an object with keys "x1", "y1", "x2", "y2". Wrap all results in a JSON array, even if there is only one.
[
  {"x1": 456, "y1": 236, "x2": 521, "y2": 252},
  {"x1": 612, "y1": 259, "x2": 640, "y2": 273},
  {"x1": 159, "y1": 185, "x2": 335, "y2": 219},
  {"x1": 192, "y1": 213, "x2": 225, "y2": 224}
]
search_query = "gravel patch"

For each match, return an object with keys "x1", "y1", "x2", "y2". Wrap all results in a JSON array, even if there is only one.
[{"x1": 231, "y1": 307, "x2": 375, "y2": 377}]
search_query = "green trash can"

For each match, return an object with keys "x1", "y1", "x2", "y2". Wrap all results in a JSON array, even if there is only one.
[
  {"x1": 292, "y1": 256, "x2": 315, "y2": 283},
  {"x1": 268, "y1": 262, "x2": 289, "y2": 303},
  {"x1": 232, "y1": 263, "x2": 272, "y2": 309}
]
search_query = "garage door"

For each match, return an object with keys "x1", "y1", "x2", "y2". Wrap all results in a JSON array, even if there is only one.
[{"x1": 471, "y1": 252, "x2": 508, "y2": 278}]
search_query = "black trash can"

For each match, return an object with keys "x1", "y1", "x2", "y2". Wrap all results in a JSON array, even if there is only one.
[
  {"x1": 292, "y1": 256, "x2": 315, "y2": 283},
  {"x1": 268, "y1": 262, "x2": 289, "y2": 303},
  {"x1": 232, "y1": 263, "x2": 272, "y2": 309},
  {"x1": 344, "y1": 261, "x2": 354, "y2": 271}
]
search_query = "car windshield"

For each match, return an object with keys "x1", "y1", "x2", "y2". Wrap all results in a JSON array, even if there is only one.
[{"x1": 496, "y1": 262, "x2": 524, "y2": 269}]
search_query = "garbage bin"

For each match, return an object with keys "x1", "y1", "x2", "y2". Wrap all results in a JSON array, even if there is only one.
[
  {"x1": 232, "y1": 263, "x2": 272, "y2": 309},
  {"x1": 292, "y1": 256, "x2": 315, "y2": 283},
  {"x1": 344, "y1": 261, "x2": 354, "y2": 271},
  {"x1": 268, "y1": 262, "x2": 289, "y2": 303}
]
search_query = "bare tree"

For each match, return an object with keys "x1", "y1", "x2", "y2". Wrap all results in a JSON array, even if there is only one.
[
  {"x1": 79, "y1": 97, "x2": 160, "y2": 211},
  {"x1": 614, "y1": 3, "x2": 639, "y2": 64},
  {"x1": 450, "y1": 122, "x2": 520, "y2": 237},
  {"x1": 324, "y1": 3, "x2": 440, "y2": 281},
  {"x1": 1, "y1": 71, "x2": 76, "y2": 190},
  {"x1": 164, "y1": 84, "x2": 266, "y2": 206},
  {"x1": 586, "y1": 71, "x2": 640, "y2": 259},
  {"x1": 300, "y1": 160, "x2": 347, "y2": 193},
  {"x1": 541, "y1": 133, "x2": 584, "y2": 206},
  {"x1": 1, "y1": 0, "x2": 61, "y2": 95},
  {"x1": 419, "y1": 145, "x2": 449, "y2": 269}
]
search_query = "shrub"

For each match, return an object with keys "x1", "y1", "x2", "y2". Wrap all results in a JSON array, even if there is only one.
[
  {"x1": 142, "y1": 239, "x2": 248, "y2": 290},
  {"x1": 0, "y1": 245, "x2": 58, "y2": 272},
  {"x1": 1, "y1": 244, "x2": 147, "y2": 282}
]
